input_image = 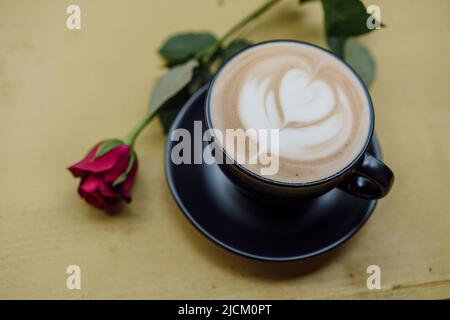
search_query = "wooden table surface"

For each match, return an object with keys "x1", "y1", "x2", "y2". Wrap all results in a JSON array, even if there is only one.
[{"x1": 1, "y1": 0, "x2": 449, "y2": 299}]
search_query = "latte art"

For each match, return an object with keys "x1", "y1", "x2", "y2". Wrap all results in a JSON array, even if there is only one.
[
  {"x1": 239, "y1": 65, "x2": 353, "y2": 161},
  {"x1": 209, "y1": 42, "x2": 371, "y2": 183}
]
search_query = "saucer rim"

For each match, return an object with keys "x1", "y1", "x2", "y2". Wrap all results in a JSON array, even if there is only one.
[{"x1": 164, "y1": 85, "x2": 380, "y2": 262}]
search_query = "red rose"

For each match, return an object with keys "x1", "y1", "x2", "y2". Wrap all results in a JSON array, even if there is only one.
[{"x1": 68, "y1": 140, "x2": 138, "y2": 210}]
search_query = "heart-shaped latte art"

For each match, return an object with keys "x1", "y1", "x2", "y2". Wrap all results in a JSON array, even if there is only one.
[
  {"x1": 279, "y1": 69, "x2": 334, "y2": 126},
  {"x1": 238, "y1": 67, "x2": 353, "y2": 160}
]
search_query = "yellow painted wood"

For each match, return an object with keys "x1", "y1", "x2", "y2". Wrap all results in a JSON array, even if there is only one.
[{"x1": 0, "y1": 0, "x2": 449, "y2": 299}]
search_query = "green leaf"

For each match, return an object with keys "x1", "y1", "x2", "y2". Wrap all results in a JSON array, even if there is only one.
[
  {"x1": 321, "y1": 0, "x2": 374, "y2": 37},
  {"x1": 156, "y1": 87, "x2": 190, "y2": 134},
  {"x1": 158, "y1": 103, "x2": 183, "y2": 134},
  {"x1": 188, "y1": 64, "x2": 212, "y2": 95},
  {"x1": 298, "y1": 0, "x2": 317, "y2": 3},
  {"x1": 95, "y1": 139, "x2": 123, "y2": 158},
  {"x1": 155, "y1": 63, "x2": 212, "y2": 133},
  {"x1": 344, "y1": 39, "x2": 375, "y2": 86},
  {"x1": 149, "y1": 59, "x2": 199, "y2": 119},
  {"x1": 220, "y1": 39, "x2": 252, "y2": 63},
  {"x1": 327, "y1": 36, "x2": 347, "y2": 58},
  {"x1": 159, "y1": 32, "x2": 217, "y2": 66},
  {"x1": 113, "y1": 151, "x2": 136, "y2": 187}
]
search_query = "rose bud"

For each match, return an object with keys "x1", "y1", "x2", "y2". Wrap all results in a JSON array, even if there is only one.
[{"x1": 68, "y1": 139, "x2": 138, "y2": 210}]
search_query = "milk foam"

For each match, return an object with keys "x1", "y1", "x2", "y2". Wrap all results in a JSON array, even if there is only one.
[{"x1": 210, "y1": 42, "x2": 371, "y2": 183}]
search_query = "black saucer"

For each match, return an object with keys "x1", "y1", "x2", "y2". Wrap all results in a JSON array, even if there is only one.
[{"x1": 165, "y1": 86, "x2": 381, "y2": 262}]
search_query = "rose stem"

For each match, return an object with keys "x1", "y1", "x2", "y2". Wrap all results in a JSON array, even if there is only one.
[
  {"x1": 124, "y1": 113, "x2": 156, "y2": 147},
  {"x1": 201, "y1": 0, "x2": 281, "y2": 64},
  {"x1": 125, "y1": 0, "x2": 281, "y2": 147}
]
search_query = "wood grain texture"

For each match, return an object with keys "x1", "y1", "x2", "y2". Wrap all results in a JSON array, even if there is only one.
[{"x1": 0, "y1": 0, "x2": 449, "y2": 299}]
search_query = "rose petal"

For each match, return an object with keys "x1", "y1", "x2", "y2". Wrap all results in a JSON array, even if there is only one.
[
  {"x1": 70, "y1": 144, "x2": 130, "y2": 176},
  {"x1": 77, "y1": 174, "x2": 121, "y2": 210},
  {"x1": 104, "y1": 151, "x2": 131, "y2": 183},
  {"x1": 83, "y1": 193, "x2": 108, "y2": 210},
  {"x1": 68, "y1": 145, "x2": 100, "y2": 177},
  {"x1": 120, "y1": 160, "x2": 138, "y2": 202},
  {"x1": 80, "y1": 175, "x2": 117, "y2": 197},
  {"x1": 78, "y1": 182, "x2": 109, "y2": 210}
]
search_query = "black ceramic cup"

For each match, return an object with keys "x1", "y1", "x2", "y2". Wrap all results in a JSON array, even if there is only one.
[{"x1": 204, "y1": 40, "x2": 394, "y2": 201}]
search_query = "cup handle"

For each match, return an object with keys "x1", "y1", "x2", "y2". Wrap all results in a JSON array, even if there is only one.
[{"x1": 341, "y1": 153, "x2": 395, "y2": 199}]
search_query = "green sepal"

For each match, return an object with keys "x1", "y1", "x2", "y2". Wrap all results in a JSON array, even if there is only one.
[
  {"x1": 95, "y1": 139, "x2": 124, "y2": 158},
  {"x1": 113, "y1": 150, "x2": 136, "y2": 187}
]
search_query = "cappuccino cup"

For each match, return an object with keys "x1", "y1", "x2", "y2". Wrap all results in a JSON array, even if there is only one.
[{"x1": 205, "y1": 40, "x2": 394, "y2": 200}]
